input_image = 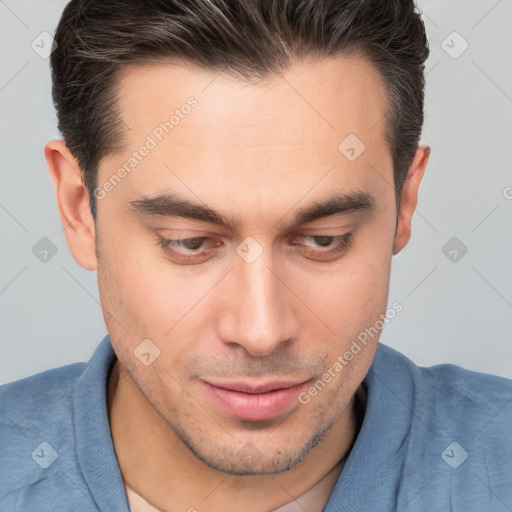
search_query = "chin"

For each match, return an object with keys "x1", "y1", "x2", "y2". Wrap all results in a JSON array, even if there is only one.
[{"x1": 187, "y1": 427, "x2": 327, "y2": 476}]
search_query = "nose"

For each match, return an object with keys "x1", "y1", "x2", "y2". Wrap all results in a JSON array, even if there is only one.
[{"x1": 216, "y1": 248, "x2": 298, "y2": 357}]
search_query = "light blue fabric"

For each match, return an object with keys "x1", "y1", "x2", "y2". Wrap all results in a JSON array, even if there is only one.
[{"x1": 1, "y1": 335, "x2": 511, "y2": 511}]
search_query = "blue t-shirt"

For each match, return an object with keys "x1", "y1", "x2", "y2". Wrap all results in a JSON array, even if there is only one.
[{"x1": 1, "y1": 335, "x2": 511, "y2": 511}]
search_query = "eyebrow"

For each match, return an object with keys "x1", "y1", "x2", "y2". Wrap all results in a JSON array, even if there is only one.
[
  {"x1": 128, "y1": 190, "x2": 375, "y2": 232},
  {"x1": 290, "y1": 191, "x2": 374, "y2": 230},
  {"x1": 129, "y1": 194, "x2": 239, "y2": 231}
]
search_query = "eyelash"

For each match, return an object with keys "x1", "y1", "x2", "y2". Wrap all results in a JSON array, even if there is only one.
[
  {"x1": 292, "y1": 233, "x2": 353, "y2": 257},
  {"x1": 155, "y1": 232, "x2": 353, "y2": 263},
  {"x1": 156, "y1": 235, "x2": 220, "y2": 263}
]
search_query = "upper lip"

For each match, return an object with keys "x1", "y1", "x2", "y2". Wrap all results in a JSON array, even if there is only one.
[{"x1": 202, "y1": 378, "x2": 309, "y2": 394}]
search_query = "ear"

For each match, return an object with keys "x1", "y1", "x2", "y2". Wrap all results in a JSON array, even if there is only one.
[
  {"x1": 393, "y1": 144, "x2": 431, "y2": 255},
  {"x1": 45, "y1": 139, "x2": 98, "y2": 271}
]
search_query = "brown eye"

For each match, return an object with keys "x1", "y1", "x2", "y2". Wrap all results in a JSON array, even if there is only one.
[
  {"x1": 290, "y1": 233, "x2": 353, "y2": 261},
  {"x1": 157, "y1": 236, "x2": 211, "y2": 253},
  {"x1": 155, "y1": 234, "x2": 223, "y2": 265},
  {"x1": 307, "y1": 236, "x2": 335, "y2": 247},
  {"x1": 180, "y1": 237, "x2": 207, "y2": 250}
]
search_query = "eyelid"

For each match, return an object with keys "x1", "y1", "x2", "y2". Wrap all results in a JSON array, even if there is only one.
[
  {"x1": 290, "y1": 225, "x2": 353, "y2": 243},
  {"x1": 157, "y1": 227, "x2": 222, "y2": 237},
  {"x1": 155, "y1": 234, "x2": 221, "y2": 265},
  {"x1": 283, "y1": 224, "x2": 353, "y2": 240},
  {"x1": 297, "y1": 224, "x2": 352, "y2": 231},
  {"x1": 292, "y1": 232, "x2": 352, "y2": 246},
  {"x1": 157, "y1": 233, "x2": 220, "y2": 247},
  {"x1": 155, "y1": 229, "x2": 228, "y2": 247},
  {"x1": 293, "y1": 232, "x2": 353, "y2": 260}
]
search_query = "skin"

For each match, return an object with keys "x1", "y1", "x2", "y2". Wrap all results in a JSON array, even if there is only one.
[{"x1": 45, "y1": 55, "x2": 430, "y2": 511}]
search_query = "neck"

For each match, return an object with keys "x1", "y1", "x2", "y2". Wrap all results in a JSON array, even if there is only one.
[{"x1": 108, "y1": 362, "x2": 364, "y2": 512}]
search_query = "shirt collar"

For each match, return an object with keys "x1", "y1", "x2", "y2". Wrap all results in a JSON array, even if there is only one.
[
  {"x1": 73, "y1": 335, "x2": 129, "y2": 512},
  {"x1": 323, "y1": 343, "x2": 416, "y2": 510}
]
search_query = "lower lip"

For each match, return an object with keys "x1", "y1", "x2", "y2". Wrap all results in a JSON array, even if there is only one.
[{"x1": 201, "y1": 380, "x2": 310, "y2": 421}]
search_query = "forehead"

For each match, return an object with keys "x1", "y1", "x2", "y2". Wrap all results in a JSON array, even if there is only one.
[
  {"x1": 99, "y1": 55, "x2": 393, "y2": 214},
  {"x1": 114, "y1": 54, "x2": 389, "y2": 143}
]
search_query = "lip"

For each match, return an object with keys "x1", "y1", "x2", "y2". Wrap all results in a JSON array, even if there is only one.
[{"x1": 200, "y1": 378, "x2": 311, "y2": 421}]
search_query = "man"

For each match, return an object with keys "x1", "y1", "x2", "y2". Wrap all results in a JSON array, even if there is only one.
[{"x1": 1, "y1": 0, "x2": 510, "y2": 511}]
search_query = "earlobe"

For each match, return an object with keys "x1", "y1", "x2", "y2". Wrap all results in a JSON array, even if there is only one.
[
  {"x1": 392, "y1": 145, "x2": 430, "y2": 255},
  {"x1": 45, "y1": 140, "x2": 98, "y2": 271}
]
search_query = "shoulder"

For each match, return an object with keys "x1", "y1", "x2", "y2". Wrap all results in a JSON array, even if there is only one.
[
  {"x1": 0, "y1": 361, "x2": 86, "y2": 427},
  {"x1": 371, "y1": 344, "x2": 512, "y2": 508},
  {"x1": 376, "y1": 343, "x2": 511, "y2": 433},
  {"x1": 0, "y1": 363, "x2": 87, "y2": 504},
  {"x1": 421, "y1": 358, "x2": 512, "y2": 409},
  {"x1": 375, "y1": 342, "x2": 511, "y2": 397}
]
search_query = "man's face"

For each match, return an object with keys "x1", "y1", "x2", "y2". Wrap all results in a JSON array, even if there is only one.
[{"x1": 96, "y1": 55, "x2": 398, "y2": 474}]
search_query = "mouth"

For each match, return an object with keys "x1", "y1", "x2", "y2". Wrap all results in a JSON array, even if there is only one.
[{"x1": 200, "y1": 378, "x2": 311, "y2": 421}]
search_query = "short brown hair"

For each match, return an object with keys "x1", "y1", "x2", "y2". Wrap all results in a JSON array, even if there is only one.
[{"x1": 50, "y1": 0, "x2": 429, "y2": 219}]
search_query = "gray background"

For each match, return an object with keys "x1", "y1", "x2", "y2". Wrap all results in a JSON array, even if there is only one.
[{"x1": 1, "y1": 0, "x2": 511, "y2": 384}]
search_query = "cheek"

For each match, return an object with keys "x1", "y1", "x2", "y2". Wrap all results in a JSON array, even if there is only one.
[
  {"x1": 302, "y1": 229, "x2": 393, "y2": 334},
  {"x1": 97, "y1": 229, "x2": 225, "y2": 377},
  {"x1": 97, "y1": 222, "x2": 184, "y2": 326},
  {"x1": 97, "y1": 247, "x2": 198, "y2": 388},
  {"x1": 297, "y1": 236, "x2": 393, "y2": 403}
]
